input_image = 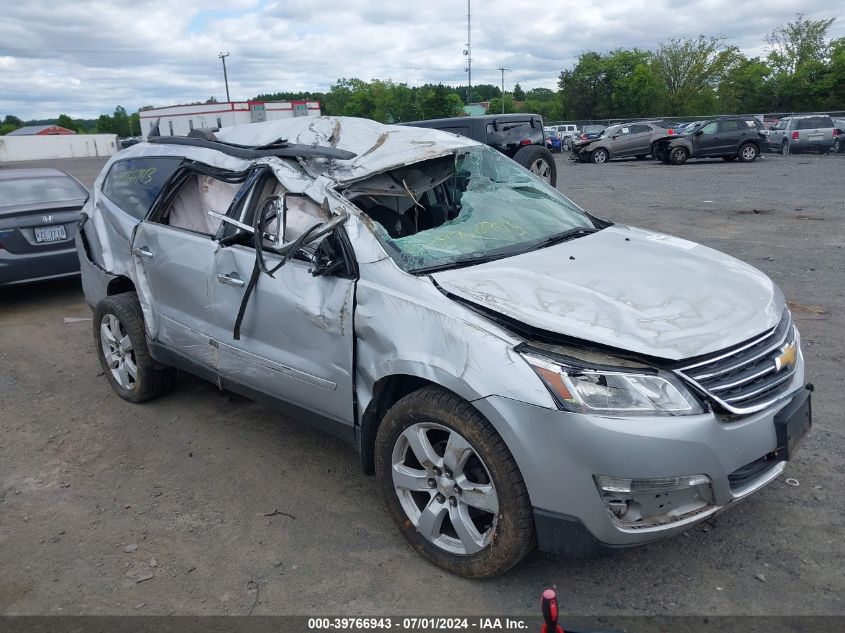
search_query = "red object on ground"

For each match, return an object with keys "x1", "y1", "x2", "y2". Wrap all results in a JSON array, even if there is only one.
[{"x1": 540, "y1": 589, "x2": 565, "y2": 633}]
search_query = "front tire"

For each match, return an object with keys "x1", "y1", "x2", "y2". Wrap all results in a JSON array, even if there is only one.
[
  {"x1": 375, "y1": 387, "x2": 534, "y2": 578},
  {"x1": 669, "y1": 146, "x2": 689, "y2": 165},
  {"x1": 513, "y1": 145, "x2": 557, "y2": 187},
  {"x1": 590, "y1": 148, "x2": 609, "y2": 164},
  {"x1": 93, "y1": 292, "x2": 176, "y2": 403}
]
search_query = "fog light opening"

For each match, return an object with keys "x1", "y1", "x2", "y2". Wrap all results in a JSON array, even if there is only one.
[{"x1": 594, "y1": 474, "x2": 715, "y2": 529}]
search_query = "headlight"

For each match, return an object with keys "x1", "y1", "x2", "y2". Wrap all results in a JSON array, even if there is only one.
[{"x1": 521, "y1": 350, "x2": 704, "y2": 416}]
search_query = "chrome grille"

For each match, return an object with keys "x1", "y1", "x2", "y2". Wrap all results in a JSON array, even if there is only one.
[{"x1": 676, "y1": 310, "x2": 798, "y2": 414}]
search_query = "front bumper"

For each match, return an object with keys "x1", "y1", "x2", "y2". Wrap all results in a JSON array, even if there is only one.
[{"x1": 472, "y1": 379, "x2": 808, "y2": 555}]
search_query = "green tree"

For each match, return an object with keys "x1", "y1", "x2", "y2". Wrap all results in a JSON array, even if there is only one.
[
  {"x1": 717, "y1": 57, "x2": 773, "y2": 112},
  {"x1": 558, "y1": 52, "x2": 612, "y2": 119},
  {"x1": 765, "y1": 14, "x2": 837, "y2": 110},
  {"x1": 512, "y1": 83, "x2": 525, "y2": 101},
  {"x1": 56, "y1": 114, "x2": 81, "y2": 132},
  {"x1": 111, "y1": 106, "x2": 131, "y2": 137},
  {"x1": 455, "y1": 84, "x2": 501, "y2": 103},
  {"x1": 0, "y1": 115, "x2": 24, "y2": 135},
  {"x1": 95, "y1": 114, "x2": 115, "y2": 134},
  {"x1": 525, "y1": 87, "x2": 556, "y2": 102},
  {"x1": 487, "y1": 94, "x2": 515, "y2": 114},
  {"x1": 652, "y1": 36, "x2": 741, "y2": 115},
  {"x1": 766, "y1": 13, "x2": 836, "y2": 75}
]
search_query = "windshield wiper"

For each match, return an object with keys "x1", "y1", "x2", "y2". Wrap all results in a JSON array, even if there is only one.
[
  {"x1": 409, "y1": 252, "x2": 516, "y2": 275},
  {"x1": 521, "y1": 227, "x2": 599, "y2": 253}
]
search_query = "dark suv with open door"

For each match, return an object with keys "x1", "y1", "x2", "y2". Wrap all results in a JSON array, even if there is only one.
[{"x1": 652, "y1": 117, "x2": 769, "y2": 165}]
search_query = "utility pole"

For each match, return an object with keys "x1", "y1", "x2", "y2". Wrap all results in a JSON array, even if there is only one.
[
  {"x1": 218, "y1": 52, "x2": 231, "y2": 102},
  {"x1": 464, "y1": 0, "x2": 472, "y2": 104},
  {"x1": 498, "y1": 67, "x2": 510, "y2": 114}
]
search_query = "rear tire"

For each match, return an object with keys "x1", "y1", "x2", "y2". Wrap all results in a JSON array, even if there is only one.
[
  {"x1": 669, "y1": 146, "x2": 689, "y2": 165},
  {"x1": 375, "y1": 387, "x2": 535, "y2": 578},
  {"x1": 513, "y1": 145, "x2": 557, "y2": 187},
  {"x1": 738, "y1": 143, "x2": 758, "y2": 162},
  {"x1": 782, "y1": 141, "x2": 790, "y2": 156},
  {"x1": 93, "y1": 292, "x2": 176, "y2": 403}
]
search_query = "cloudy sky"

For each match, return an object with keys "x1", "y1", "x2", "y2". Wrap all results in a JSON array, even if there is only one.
[{"x1": 2, "y1": 0, "x2": 844, "y2": 119}]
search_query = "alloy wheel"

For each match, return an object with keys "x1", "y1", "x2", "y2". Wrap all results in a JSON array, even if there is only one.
[
  {"x1": 391, "y1": 422, "x2": 499, "y2": 555},
  {"x1": 99, "y1": 313, "x2": 137, "y2": 389},
  {"x1": 741, "y1": 145, "x2": 757, "y2": 161},
  {"x1": 529, "y1": 158, "x2": 552, "y2": 182}
]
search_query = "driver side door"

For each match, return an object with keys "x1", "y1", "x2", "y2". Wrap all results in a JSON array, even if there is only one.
[{"x1": 210, "y1": 171, "x2": 357, "y2": 429}]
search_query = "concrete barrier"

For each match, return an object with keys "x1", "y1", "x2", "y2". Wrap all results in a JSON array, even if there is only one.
[{"x1": 0, "y1": 134, "x2": 118, "y2": 162}]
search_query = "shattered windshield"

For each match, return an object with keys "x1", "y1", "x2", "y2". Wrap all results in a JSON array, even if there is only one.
[{"x1": 345, "y1": 145, "x2": 596, "y2": 273}]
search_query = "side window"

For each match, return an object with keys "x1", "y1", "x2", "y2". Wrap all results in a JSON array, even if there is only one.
[
  {"x1": 157, "y1": 172, "x2": 242, "y2": 237},
  {"x1": 630, "y1": 124, "x2": 651, "y2": 134},
  {"x1": 438, "y1": 126, "x2": 471, "y2": 138},
  {"x1": 240, "y1": 174, "x2": 330, "y2": 250},
  {"x1": 718, "y1": 120, "x2": 741, "y2": 132},
  {"x1": 700, "y1": 122, "x2": 718, "y2": 135},
  {"x1": 101, "y1": 157, "x2": 183, "y2": 220}
]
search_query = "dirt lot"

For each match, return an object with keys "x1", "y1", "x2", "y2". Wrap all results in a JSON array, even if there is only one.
[{"x1": 1, "y1": 152, "x2": 843, "y2": 616}]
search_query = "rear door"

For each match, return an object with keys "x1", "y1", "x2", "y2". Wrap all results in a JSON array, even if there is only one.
[
  {"x1": 626, "y1": 124, "x2": 654, "y2": 156},
  {"x1": 716, "y1": 119, "x2": 747, "y2": 154},
  {"x1": 131, "y1": 164, "x2": 248, "y2": 370}
]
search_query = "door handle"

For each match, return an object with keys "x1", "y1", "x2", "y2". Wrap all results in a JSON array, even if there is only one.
[
  {"x1": 132, "y1": 247, "x2": 154, "y2": 260},
  {"x1": 217, "y1": 272, "x2": 245, "y2": 287}
]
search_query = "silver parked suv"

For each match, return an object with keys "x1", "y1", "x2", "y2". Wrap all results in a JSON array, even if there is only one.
[
  {"x1": 768, "y1": 115, "x2": 837, "y2": 154},
  {"x1": 77, "y1": 116, "x2": 812, "y2": 577}
]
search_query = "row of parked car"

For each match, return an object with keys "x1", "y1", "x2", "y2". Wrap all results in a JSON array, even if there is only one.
[{"x1": 562, "y1": 114, "x2": 843, "y2": 165}]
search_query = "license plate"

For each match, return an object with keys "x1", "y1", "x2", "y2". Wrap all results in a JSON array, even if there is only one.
[
  {"x1": 773, "y1": 388, "x2": 812, "y2": 461},
  {"x1": 808, "y1": 133, "x2": 824, "y2": 142},
  {"x1": 34, "y1": 225, "x2": 67, "y2": 243}
]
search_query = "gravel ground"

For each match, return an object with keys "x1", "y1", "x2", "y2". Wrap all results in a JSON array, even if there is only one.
[{"x1": 1, "y1": 152, "x2": 843, "y2": 617}]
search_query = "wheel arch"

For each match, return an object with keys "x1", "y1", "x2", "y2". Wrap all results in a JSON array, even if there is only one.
[
  {"x1": 358, "y1": 369, "x2": 486, "y2": 475},
  {"x1": 107, "y1": 275, "x2": 136, "y2": 296}
]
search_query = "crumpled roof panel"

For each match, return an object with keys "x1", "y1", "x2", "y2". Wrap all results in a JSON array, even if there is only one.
[{"x1": 213, "y1": 116, "x2": 480, "y2": 183}]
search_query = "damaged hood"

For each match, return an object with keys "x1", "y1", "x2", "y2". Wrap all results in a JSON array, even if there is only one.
[
  {"x1": 214, "y1": 116, "x2": 480, "y2": 184},
  {"x1": 433, "y1": 226, "x2": 784, "y2": 361}
]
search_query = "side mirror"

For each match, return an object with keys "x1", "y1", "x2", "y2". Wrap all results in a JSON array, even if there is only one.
[
  {"x1": 694, "y1": 130, "x2": 704, "y2": 136},
  {"x1": 311, "y1": 235, "x2": 346, "y2": 277}
]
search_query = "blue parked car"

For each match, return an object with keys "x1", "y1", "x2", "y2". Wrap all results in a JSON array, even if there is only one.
[{"x1": 544, "y1": 129, "x2": 562, "y2": 153}]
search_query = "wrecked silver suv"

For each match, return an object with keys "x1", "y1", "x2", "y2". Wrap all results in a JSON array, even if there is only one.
[{"x1": 77, "y1": 116, "x2": 812, "y2": 577}]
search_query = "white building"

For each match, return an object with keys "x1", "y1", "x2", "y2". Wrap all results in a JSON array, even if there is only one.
[{"x1": 138, "y1": 100, "x2": 322, "y2": 140}]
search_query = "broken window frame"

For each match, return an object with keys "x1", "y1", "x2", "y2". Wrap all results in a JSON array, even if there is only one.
[{"x1": 342, "y1": 145, "x2": 601, "y2": 275}]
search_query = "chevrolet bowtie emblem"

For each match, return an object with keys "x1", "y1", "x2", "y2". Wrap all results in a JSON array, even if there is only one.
[{"x1": 774, "y1": 342, "x2": 797, "y2": 372}]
